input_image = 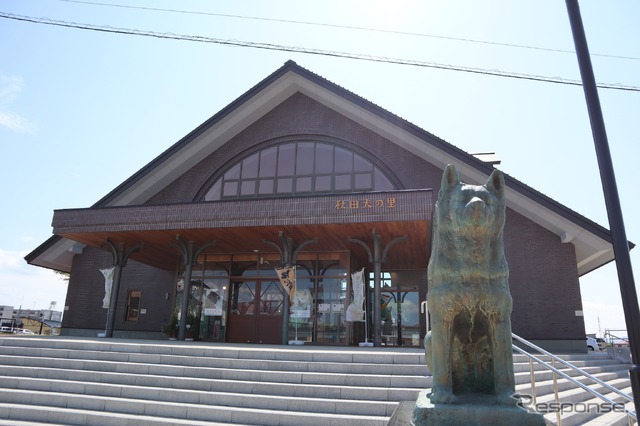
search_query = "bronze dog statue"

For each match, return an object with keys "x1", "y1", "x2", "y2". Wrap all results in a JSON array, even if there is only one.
[{"x1": 425, "y1": 164, "x2": 515, "y2": 405}]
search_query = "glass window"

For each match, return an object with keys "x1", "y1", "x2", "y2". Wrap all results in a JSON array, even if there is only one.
[
  {"x1": 354, "y1": 154, "x2": 371, "y2": 172},
  {"x1": 231, "y1": 282, "x2": 256, "y2": 315},
  {"x1": 315, "y1": 277, "x2": 347, "y2": 344},
  {"x1": 277, "y1": 144, "x2": 296, "y2": 176},
  {"x1": 203, "y1": 141, "x2": 395, "y2": 200},
  {"x1": 315, "y1": 175, "x2": 331, "y2": 192},
  {"x1": 296, "y1": 176, "x2": 312, "y2": 192},
  {"x1": 240, "y1": 180, "x2": 256, "y2": 196},
  {"x1": 225, "y1": 163, "x2": 241, "y2": 180},
  {"x1": 335, "y1": 174, "x2": 351, "y2": 191},
  {"x1": 223, "y1": 181, "x2": 238, "y2": 197},
  {"x1": 200, "y1": 278, "x2": 228, "y2": 341},
  {"x1": 315, "y1": 143, "x2": 333, "y2": 174},
  {"x1": 259, "y1": 147, "x2": 277, "y2": 178},
  {"x1": 258, "y1": 179, "x2": 274, "y2": 195},
  {"x1": 277, "y1": 178, "x2": 293, "y2": 193},
  {"x1": 296, "y1": 142, "x2": 314, "y2": 174},
  {"x1": 355, "y1": 173, "x2": 372, "y2": 189},
  {"x1": 259, "y1": 281, "x2": 283, "y2": 315},
  {"x1": 204, "y1": 180, "x2": 221, "y2": 201},
  {"x1": 334, "y1": 147, "x2": 352, "y2": 173},
  {"x1": 241, "y1": 154, "x2": 259, "y2": 179},
  {"x1": 374, "y1": 168, "x2": 394, "y2": 191}
]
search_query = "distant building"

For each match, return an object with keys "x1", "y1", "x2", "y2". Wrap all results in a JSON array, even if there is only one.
[
  {"x1": 0, "y1": 306, "x2": 13, "y2": 319},
  {"x1": 8, "y1": 307, "x2": 62, "y2": 322}
]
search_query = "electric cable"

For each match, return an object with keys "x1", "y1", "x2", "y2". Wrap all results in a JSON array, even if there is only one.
[
  {"x1": 1, "y1": 11, "x2": 638, "y2": 92},
  {"x1": 54, "y1": 0, "x2": 640, "y2": 62}
]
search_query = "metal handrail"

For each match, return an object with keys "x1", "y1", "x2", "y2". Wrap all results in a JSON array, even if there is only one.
[
  {"x1": 513, "y1": 333, "x2": 636, "y2": 425},
  {"x1": 605, "y1": 329, "x2": 630, "y2": 347}
]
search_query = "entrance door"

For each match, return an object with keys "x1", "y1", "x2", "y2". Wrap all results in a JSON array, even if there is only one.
[
  {"x1": 227, "y1": 280, "x2": 283, "y2": 344},
  {"x1": 380, "y1": 290, "x2": 421, "y2": 346}
]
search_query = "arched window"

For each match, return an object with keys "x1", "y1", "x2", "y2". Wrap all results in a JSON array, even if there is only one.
[{"x1": 203, "y1": 141, "x2": 395, "y2": 201}]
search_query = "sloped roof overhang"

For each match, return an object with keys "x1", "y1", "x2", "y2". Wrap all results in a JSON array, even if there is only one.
[{"x1": 50, "y1": 190, "x2": 433, "y2": 271}]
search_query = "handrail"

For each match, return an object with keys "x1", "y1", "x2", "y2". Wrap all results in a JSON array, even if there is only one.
[
  {"x1": 513, "y1": 333, "x2": 634, "y2": 404},
  {"x1": 512, "y1": 333, "x2": 636, "y2": 424},
  {"x1": 605, "y1": 329, "x2": 630, "y2": 346}
]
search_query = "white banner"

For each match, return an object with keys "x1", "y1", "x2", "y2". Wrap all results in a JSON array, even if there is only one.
[
  {"x1": 100, "y1": 267, "x2": 115, "y2": 309},
  {"x1": 346, "y1": 268, "x2": 365, "y2": 322}
]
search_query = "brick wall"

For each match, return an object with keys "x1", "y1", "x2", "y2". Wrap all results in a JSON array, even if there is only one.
[
  {"x1": 62, "y1": 247, "x2": 174, "y2": 333},
  {"x1": 505, "y1": 209, "x2": 585, "y2": 340}
]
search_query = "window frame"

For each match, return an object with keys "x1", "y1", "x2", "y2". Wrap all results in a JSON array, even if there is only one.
[
  {"x1": 203, "y1": 141, "x2": 395, "y2": 201},
  {"x1": 124, "y1": 290, "x2": 142, "y2": 322}
]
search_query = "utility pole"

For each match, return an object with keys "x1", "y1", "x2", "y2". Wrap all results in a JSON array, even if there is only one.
[{"x1": 565, "y1": 0, "x2": 640, "y2": 416}]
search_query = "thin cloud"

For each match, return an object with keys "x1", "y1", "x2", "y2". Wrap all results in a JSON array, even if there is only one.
[
  {"x1": 0, "y1": 74, "x2": 36, "y2": 134},
  {"x1": 0, "y1": 111, "x2": 35, "y2": 133},
  {"x1": 0, "y1": 248, "x2": 23, "y2": 268},
  {"x1": 0, "y1": 249, "x2": 67, "y2": 308}
]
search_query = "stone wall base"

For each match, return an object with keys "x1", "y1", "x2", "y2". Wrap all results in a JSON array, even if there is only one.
[{"x1": 411, "y1": 390, "x2": 546, "y2": 426}]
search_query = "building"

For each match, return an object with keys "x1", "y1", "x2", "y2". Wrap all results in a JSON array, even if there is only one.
[
  {"x1": 14, "y1": 309, "x2": 62, "y2": 322},
  {"x1": 0, "y1": 306, "x2": 62, "y2": 322},
  {"x1": 25, "y1": 61, "x2": 617, "y2": 352},
  {"x1": 0, "y1": 306, "x2": 13, "y2": 319}
]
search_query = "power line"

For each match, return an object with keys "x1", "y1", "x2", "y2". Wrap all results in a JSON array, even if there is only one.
[
  {"x1": 2, "y1": 11, "x2": 639, "y2": 93},
  {"x1": 54, "y1": 0, "x2": 640, "y2": 62}
]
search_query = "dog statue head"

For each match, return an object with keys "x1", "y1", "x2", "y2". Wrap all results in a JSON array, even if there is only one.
[{"x1": 429, "y1": 164, "x2": 508, "y2": 281}]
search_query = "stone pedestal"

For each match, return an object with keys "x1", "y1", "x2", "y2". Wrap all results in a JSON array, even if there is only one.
[{"x1": 411, "y1": 390, "x2": 546, "y2": 426}]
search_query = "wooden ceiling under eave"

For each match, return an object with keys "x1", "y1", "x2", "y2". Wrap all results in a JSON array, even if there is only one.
[{"x1": 57, "y1": 220, "x2": 430, "y2": 272}]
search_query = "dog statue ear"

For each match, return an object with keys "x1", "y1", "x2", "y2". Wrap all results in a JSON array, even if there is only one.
[
  {"x1": 486, "y1": 169, "x2": 505, "y2": 198},
  {"x1": 441, "y1": 164, "x2": 460, "y2": 192}
]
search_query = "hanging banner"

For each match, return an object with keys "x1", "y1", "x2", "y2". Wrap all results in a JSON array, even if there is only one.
[
  {"x1": 346, "y1": 268, "x2": 365, "y2": 322},
  {"x1": 100, "y1": 267, "x2": 115, "y2": 309},
  {"x1": 275, "y1": 266, "x2": 296, "y2": 302}
]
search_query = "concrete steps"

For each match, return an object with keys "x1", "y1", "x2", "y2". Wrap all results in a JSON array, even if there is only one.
[
  {"x1": 0, "y1": 337, "x2": 633, "y2": 425},
  {"x1": 0, "y1": 337, "x2": 428, "y2": 425}
]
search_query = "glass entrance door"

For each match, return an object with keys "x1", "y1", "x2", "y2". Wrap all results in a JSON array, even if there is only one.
[
  {"x1": 198, "y1": 278, "x2": 228, "y2": 342},
  {"x1": 380, "y1": 290, "x2": 420, "y2": 346},
  {"x1": 315, "y1": 276, "x2": 347, "y2": 344},
  {"x1": 227, "y1": 280, "x2": 283, "y2": 344}
]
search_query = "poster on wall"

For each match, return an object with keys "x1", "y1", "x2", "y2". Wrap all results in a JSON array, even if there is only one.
[
  {"x1": 318, "y1": 303, "x2": 331, "y2": 313},
  {"x1": 290, "y1": 289, "x2": 312, "y2": 319},
  {"x1": 204, "y1": 288, "x2": 223, "y2": 316},
  {"x1": 331, "y1": 303, "x2": 344, "y2": 313}
]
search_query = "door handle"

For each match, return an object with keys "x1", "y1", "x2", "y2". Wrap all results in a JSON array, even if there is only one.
[{"x1": 420, "y1": 300, "x2": 429, "y2": 331}]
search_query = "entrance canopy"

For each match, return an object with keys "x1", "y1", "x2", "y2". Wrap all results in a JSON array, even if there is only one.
[{"x1": 50, "y1": 190, "x2": 433, "y2": 270}]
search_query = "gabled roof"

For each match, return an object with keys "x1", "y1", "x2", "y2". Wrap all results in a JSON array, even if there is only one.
[{"x1": 26, "y1": 60, "x2": 617, "y2": 275}]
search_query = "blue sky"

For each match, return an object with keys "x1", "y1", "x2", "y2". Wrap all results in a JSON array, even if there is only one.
[{"x1": 1, "y1": 0, "x2": 638, "y2": 337}]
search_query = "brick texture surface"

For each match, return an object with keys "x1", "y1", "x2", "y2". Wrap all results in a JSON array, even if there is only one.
[{"x1": 63, "y1": 247, "x2": 174, "y2": 332}]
